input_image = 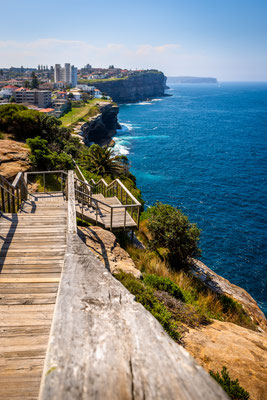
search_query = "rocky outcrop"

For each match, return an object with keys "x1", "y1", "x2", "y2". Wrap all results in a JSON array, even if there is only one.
[
  {"x1": 189, "y1": 259, "x2": 267, "y2": 332},
  {"x1": 92, "y1": 72, "x2": 166, "y2": 103},
  {"x1": 81, "y1": 103, "x2": 120, "y2": 146},
  {"x1": 183, "y1": 320, "x2": 267, "y2": 400},
  {"x1": 0, "y1": 139, "x2": 30, "y2": 179},
  {"x1": 78, "y1": 226, "x2": 141, "y2": 278}
]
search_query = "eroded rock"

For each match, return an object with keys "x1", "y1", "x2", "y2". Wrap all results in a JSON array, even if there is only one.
[
  {"x1": 189, "y1": 258, "x2": 267, "y2": 332},
  {"x1": 78, "y1": 226, "x2": 141, "y2": 278},
  {"x1": 0, "y1": 139, "x2": 30, "y2": 179},
  {"x1": 183, "y1": 320, "x2": 267, "y2": 400}
]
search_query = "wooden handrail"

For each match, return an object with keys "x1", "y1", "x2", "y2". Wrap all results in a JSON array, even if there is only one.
[
  {"x1": 89, "y1": 177, "x2": 141, "y2": 206},
  {"x1": 0, "y1": 172, "x2": 28, "y2": 214}
]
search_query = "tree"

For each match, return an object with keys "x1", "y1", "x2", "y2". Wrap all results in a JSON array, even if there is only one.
[
  {"x1": 146, "y1": 202, "x2": 201, "y2": 267},
  {"x1": 81, "y1": 92, "x2": 92, "y2": 103},
  {"x1": 31, "y1": 72, "x2": 39, "y2": 89},
  {"x1": 24, "y1": 80, "x2": 30, "y2": 88},
  {"x1": 86, "y1": 144, "x2": 126, "y2": 176}
]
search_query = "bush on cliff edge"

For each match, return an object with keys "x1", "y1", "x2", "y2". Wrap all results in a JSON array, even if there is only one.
[{"x1": 145, "y1": 202, "x2": 201, "y2": 268}]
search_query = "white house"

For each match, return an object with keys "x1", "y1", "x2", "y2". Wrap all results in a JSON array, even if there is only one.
[{"x1": 0, "y1": 85, "x2": 17, "y2": 98}]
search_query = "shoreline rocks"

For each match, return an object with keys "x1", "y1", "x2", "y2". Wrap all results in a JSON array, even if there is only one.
[
  {"x1": 81, "y1": 103, "x2": 119, "y2": 146},
  {"x1": 189, "y1": 258, "x2": 267, "y2": 332}
]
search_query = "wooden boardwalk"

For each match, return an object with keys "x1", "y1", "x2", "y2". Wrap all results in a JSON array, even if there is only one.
[
  {"x1": 0, "y1": 193, "x2": 67, "y2": 400},
  {"x1": 76, "y1": 193, "x2": 137, "y2": 229}
]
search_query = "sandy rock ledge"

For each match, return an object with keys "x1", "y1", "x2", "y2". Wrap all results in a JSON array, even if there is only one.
[{"x1": 78, "y1": 226, "x2": 141, "y2": 278}]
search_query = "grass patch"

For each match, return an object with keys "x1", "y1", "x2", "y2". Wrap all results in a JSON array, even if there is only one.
[
  {"x1": 210, "y1": 366, "x2": 250, "y2": 400},
  {"x1": 78, "y1": 76, "x2": 128, "y2": 85},
  {"x1": 0, "y1": 131, "x2": 4, "y2": 139},
  {"x1": 59, "y1": 99, "x2": 102, "y2": 127}
]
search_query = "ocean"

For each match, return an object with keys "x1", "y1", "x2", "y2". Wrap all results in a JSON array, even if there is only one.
[{"x1": 113, "y1": 82, "x2": 267, "y2": 315}]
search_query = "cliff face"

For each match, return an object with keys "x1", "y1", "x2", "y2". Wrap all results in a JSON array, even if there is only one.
[
  {"x1": 183, "y1": 320, "x2": 267, "y2": 400},
  {"x1": 189, "y1": 259, "x2": 267, "y2": 332},
  {"x1": 0, "y1": 139, "x2": 30, "y2": 179},
  {"x1": 93, "y1": 72, "x2": 166, "y2": 103},
  {"x1": 81, "y1": 103, "x2": 120, "y2": 146}
]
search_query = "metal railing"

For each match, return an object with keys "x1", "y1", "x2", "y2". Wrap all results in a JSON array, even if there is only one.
[
  {"x1": 0, "y1": 172, "x2": 28, "y2": 214},
  {"x1": 74, "y1": 165, "x2": 141, "y2": 230},
  {"x1": 25, "y1": 170, "x2": 68, "y2": 194}
]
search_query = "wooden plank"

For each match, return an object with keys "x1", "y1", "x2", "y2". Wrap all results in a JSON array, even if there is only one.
[
  {"x1": 0, "y1": 294, "x2": 57, "y2": 305},
  {"x1": 0, "y1": 277, "x2": 60, "y2": 283},
  {"x1": 39, "y1": 234, "x2": 228, "y2": 400}
]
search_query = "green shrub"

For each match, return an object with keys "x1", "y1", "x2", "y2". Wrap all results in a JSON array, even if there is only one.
[
  {"x1": 27, "y1": 136, "x2": 74, "y2": 171},
  {"x1": 115, "y1": 272, "x2": 180, "y2": 341},
  {"x1": 210, "y1": 366, "x2": 250, "y2": 400},
  {"x1": 144, "y1": 274, "x2": 185, "y2": 301},
  {"x1": 145, "y1": 202, "x2": 201, "y2": 267}
]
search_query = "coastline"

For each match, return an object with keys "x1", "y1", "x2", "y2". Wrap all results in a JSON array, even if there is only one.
[{"x1": 109, "y1": 82, "x2": 267, "y2": 316}]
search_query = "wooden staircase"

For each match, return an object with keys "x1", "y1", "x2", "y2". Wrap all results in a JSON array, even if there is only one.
[
  {"x1": 0, "y1": 192, "x2": 67, "y2": 399},
  {"x1": 75, "y1": 193, "x2": 137, "y2": 229}
]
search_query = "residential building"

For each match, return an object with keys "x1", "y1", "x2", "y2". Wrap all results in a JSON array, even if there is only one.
[
  {"x1": 71, "y1": 65, "x2": 78, "y2": 87},
  {"x1": 0, "y1": 85, "x2": 17, "y2": 98},
  {"x1": 14, "y1": 89, "x2": 52, "y2": 108},
  {"x1": 52, "y1": 98, "x2": 70, "y2": 117},
  {"x1": 54, "y1": 63, "x2": 78, "y2": 87},
  {"x1": 54, "y1": 64, "x2": 63, "y2": 83}
]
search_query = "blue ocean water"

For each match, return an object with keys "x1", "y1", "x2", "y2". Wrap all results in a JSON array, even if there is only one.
[{"x1": 114, "y1": 82, "x2": 267, "y2": 315}]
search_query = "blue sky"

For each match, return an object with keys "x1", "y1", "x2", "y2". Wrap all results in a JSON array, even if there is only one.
[{"x1": 0, "y1": 0, "x2": 266, "y2": 80}]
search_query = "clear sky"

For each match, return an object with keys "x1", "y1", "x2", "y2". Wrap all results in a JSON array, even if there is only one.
[{"x1": 0, "y1": 0, "x2": 266, "y2": 81}]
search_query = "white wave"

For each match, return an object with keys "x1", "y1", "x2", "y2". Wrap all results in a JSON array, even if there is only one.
[
  {"x1": 113, "y1": 142, "x2": 130, "y2": 155},
  {"x1": 152, "y1": 98, "x2": 163, "y2": 102},
  {"x1": 118, "y1": 122, "x2": 134, "y2": 132},
  {"x1": 152, "y1": 127, "x2": 158, "y2": 130},
  {"x1": 136, "y1": 101, "x2": 153, "y2": 105}
]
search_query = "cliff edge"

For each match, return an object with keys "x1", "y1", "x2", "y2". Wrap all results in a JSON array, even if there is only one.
[{"x1": 88, "y1": 71, "x2": 166, "y2": 103}]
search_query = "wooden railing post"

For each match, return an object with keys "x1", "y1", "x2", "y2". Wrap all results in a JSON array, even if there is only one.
[
  {"x1": 124, "y1": 207, "x2": 127, "y2": 230},
  {"x1": 137, "y1": 206, "x2": 140, "y2": 229},
  {"x1": 67, "y1": 170, "x2": 77, "y2": 234},
  {"x1": 110, "y1": 207, "x2": 113, "y2": 231}
]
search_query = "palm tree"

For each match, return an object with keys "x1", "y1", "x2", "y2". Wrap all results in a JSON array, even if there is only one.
[{"x1": 87, "y1": 144, "x2": 128, "y2": 177}]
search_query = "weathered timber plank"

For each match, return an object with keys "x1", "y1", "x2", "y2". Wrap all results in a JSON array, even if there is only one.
[
  {"x1": 0, "y1": 277, "x2": 60, "y2": 283},
  {"x1": 39, "y1": 234, "x2": 228, "y2": 400},
  {"x1": 0, "y1": 294, "x2": 57, "y2": 305}
]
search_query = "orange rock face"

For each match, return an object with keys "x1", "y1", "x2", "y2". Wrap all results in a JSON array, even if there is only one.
[
  {"x1": 183, "y1": 320, "x2": 267, "y2": 400},
  {"x1": 0, "y1": 139, "x2": 30, "y2": 179}
]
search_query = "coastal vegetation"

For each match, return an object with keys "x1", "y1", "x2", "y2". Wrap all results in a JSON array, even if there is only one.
[
  {"x1": 115, "y1": 216, "x2": 257, "y2": 333},
  {"x1": 144, "y1": 202, "x2": 201, "y2": 267},
  {"x1": 210, "y1": 367, "x2": 250, "y2": 400},
  {"x1": 0, "y1": 104, "x2": 79, "y2": 170},
  {"x1": 59, "y1": 98, "x2": 109, "y2": 127}
]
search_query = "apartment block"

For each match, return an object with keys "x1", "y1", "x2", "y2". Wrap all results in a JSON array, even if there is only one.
[
  {"x1": 15, "y1": 89, "x2": 52, "y2": 108},
  {"x1": 54, "y1": 63, "x2": 78, "y2": 87}
]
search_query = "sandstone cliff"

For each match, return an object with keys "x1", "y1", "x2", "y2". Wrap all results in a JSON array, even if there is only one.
[
  {"x1": 189, "y1": 259, "x2": 267, "y2": 332},
  {"x1": 92, "y1": 72, "x2": 166, "y2": 103},
  {"x1": 183, "y1": 320, "x2": 267, "y2": 400},
  {"x1": 0, "y1": 139, "x2": 30, "y2": 179},
  {"x1": 81, "y1": 103, "x2": 120, "y2": 146}
]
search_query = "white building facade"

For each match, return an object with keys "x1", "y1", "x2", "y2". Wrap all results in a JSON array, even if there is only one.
[{"x1": 54, "y1": 63, "x2": 77, "y2": 87}]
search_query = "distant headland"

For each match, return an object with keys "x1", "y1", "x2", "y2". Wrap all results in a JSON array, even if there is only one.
[{"x1": 167, "y1": 76, "x2": 218, "y2": 84}]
